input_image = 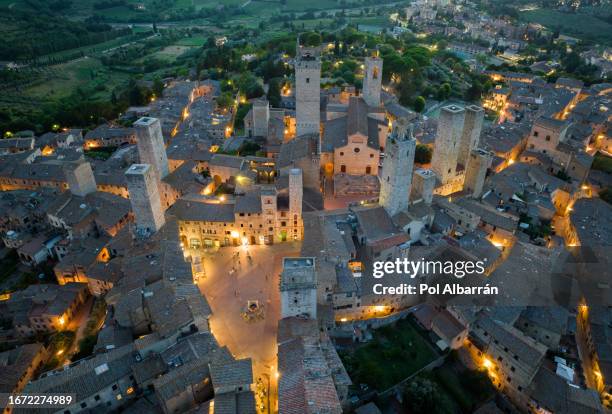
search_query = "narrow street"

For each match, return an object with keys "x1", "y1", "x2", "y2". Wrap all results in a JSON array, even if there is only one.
[
  {"x1": 576, "y1": 309, "x2": 599, "y2": 392},
  {"x1": 65, "y1": 296, "x2": 94, "y2": 362}
]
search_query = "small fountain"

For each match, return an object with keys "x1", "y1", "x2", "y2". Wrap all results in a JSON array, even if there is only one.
[{"x1": 242, "y1": 300, "x2": 265, "y2": 322}]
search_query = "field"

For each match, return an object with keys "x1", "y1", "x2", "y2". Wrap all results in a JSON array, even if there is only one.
[
  {"x1": 1, "y1": 0, "x2": 400, "y2": 134},
  {"x1": 174, "y1": 36, "x2": 208, "y2": 46},
  {"x1": 150, "y1": 45, "x2": 195, "y2": 61},
  {"x1": 520, "y1": 8, "x2": 612, "y2": 45},
  {"x1": 340, "y1": 318, "x2": 439, "y2": 391},
  {"x1": 22, "y1": 58, "x2": 130, "y2": 101}
]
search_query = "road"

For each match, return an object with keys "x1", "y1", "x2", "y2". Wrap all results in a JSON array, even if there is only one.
[
  {"x1": 195, "y1": 242, "x2": 302, "y2": 413},
  {"x1": 65, "y1": 296, "x2": 94, "y2": 362},
  {"x1": 576, "y1": 310, "x2": 600, "y2": 392}
]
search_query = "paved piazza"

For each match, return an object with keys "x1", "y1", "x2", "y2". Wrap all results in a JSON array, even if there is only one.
[{"x1": 194, "y1": 242, "x2": 302, "y2": 410}]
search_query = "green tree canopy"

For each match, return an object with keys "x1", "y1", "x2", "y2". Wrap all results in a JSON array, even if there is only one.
[
  {"x1": 415, "y1": 144, "x2": 432, "y2": 163},
  {"x1": 414, "y1": 96, "x2": 426, "y2": 113}
]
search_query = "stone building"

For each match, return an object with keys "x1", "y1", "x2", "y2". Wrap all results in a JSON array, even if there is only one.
[
  {"x1": 170, "y1": 169, "x2": 304, "y2": 247},
  {"x1": 431, "y1": 104, "x2": 465, "y2": 185},
  {"x1": 83, "y1": 125, "x2": 136, "y2": 149},
  {"x1": 23, "y1": 344, "x2": 138, "y2": 413},
  {"x1": 134, "y1": 117, "x2": 169, "y2": 181},
  {"x1": 250, "y1": 98, "x2": 270, "y2": 138},
  {"x1": 63, "y1": 160, "x2": 97, "y2": 198},
  {"x1": 288, "y1": 168, "x2": 303, "y2": 237},
  {"x1": 0, "y1": 343, "x2": 48, "y2": 399},
  {"x1": 320, "y1": 96, "x2": 386, "y2": 177},
  {"x1": 411, "y1": 168, "x2": 436, "y2": 205},
  {"x1": 527, "y1": 116, "x2": 570, "y2": 155},
  {"x1": 470, "y1": 314, "x2": 548, "y2": 409},
  {"x1": 457, "y1": 105, "x2": 484, "y2": 168},
  {"x1": 379, "y1": 119, "x2": 416, "y2": 216},
  {"x1": 125, "y1": 164, "x2": 165, "y2": 237},
  {"x1": 276, "y1": 134, "x2": 320, "y2": 191},
  {"x1": 1, "y1": 282, "x2": 89, "y2": 338},
  {"x1": 464, "y1": 149, "x2": 493, "y2": 198},
  {"x1": 362, "y1": 56, "x2": 383, "y2": 107},
  {"x1": 295, "y1": 46, "x2": 321, "y2": 137},
  {"x1": 277, "y1": 317, "x2": 348, "y2": 413},
  {"x1": 280, "y1": 257, "x2": 317, "y2": 319}
]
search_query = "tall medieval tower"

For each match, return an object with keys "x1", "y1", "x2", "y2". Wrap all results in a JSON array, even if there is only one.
[
  {"x1": 295, "y1": 44, "x2": 321, "y2": 137},
  {"x1": 63, "y1": 160, "x2": 97, "y2": 197},
  {"x1": 379, "y1": 119, "x2": 417, "y2": 216},
  {"x1": 464, "y1": 149, "x2": 493, "y2": 198},
  {"x1": 411, "y1": 169, "x2": 436, "y2": 205},
  {"x1": 431, "y1": 104, "x2": 465, "y2": 184},
  {"x1": 134, "y1": 117, "x2": 169, "y2": 181},
  {"x1": 280, "y1": 257, "x2": 317, "y2": 319},
  {"x1": 362, "y1": 56, "x2": 383, "y2": 107},
  {"x1": 457, "y1": 105, "x2": 484, "y2": 169},
  {"x1": 288, "y1": 168, "x2": 303, "y2": 241},
  {"x1": 125, "y1": 164, "x2": 165, "y2": 237}
]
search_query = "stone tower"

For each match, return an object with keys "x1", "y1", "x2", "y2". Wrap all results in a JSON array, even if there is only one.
[
  {"x1": 288, "y1": 168, "x2": 303, "y2": 241},
  {"x1": 412, "y1": 169, "x2": 436, "y2": 205},
  {"x1": 464, "y1": 149, "x2": 493, "y2": 198},
  {"x1": 63, "y1": 160, "x2": 97, "y2": 197},
  {"x1": 362, "y1": 56, "x2": 383, "y2": 107},
  {"x1": 457, "y1": 105, "x2": 484, "y2": 168},
  {"x1": 379, "y1": 119, "x2": 417, "y2": 216},
  {"x1": 295, "y1": 46, "x2": 321, "y2": 137},
  {"x1": 252, "y1": 99, "x2": 270, "y2": 138},
  {"x1": 431, "y1": 104, "x2": 465, "y2": 185},
  {"x1": 134, "y1": 117, "x2": 169, "y2": 180},
  {"x1": 125, "y1": 164, "x2": 165, "y2": 236},
  {"x1": 280, "y1": 257, "x2": 317, "y2": 319},
  {"x1": 260, "y1": 188, "x2": 278, "y2": 245}
]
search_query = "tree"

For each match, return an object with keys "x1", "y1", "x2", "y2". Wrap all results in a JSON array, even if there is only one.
[
  {"x1": 152, "y1": 77, "x2": 164, "y2": 98},
  {"x1": 465, "y1": 81, "x2": 483, "y2": 102},
  {"x1": 236, "y1": 73, "x2": 264, "y2": 99},
  {"x1": 127, "y1": 79, "x2": 145, "y2": 106},
  {"x1": 462, "y1": 369, "x2": 495, "y2": 401},
  {"x1": 267, "y1": 78, "x2": 282, "y2": 108},
  {"x1": 437, "y1": 83, "x2": 451, "y2": 101},
  {"x1": 234, "y1": 103, "x2": 252, "y2": 131},
  {"x1": 403, "y1": 377, "x2": 454, "y2": 414},
  {"x1": 301, "y1": 32, "x2": 322, "y2": 47},
  {"x1": 415, "y1": 144, "x2": 432, "y2": 164},
  {"x1": 413, "y1": 96, "x2": 426, "y2": 113},
  {"x1": 216, "y1": 92, "x2": 234, "y2": 110}
]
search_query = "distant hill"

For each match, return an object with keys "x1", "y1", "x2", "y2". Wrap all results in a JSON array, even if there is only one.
[{"x1": 0, "y1": 6, "x2": 129, "y2": 61}]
